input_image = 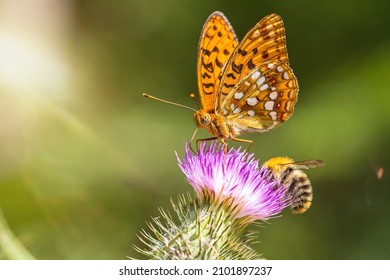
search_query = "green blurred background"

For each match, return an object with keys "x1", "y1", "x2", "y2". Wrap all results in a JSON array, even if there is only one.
[{"x1": 0, "y1": 0, "x2": 389, "y2": 259}]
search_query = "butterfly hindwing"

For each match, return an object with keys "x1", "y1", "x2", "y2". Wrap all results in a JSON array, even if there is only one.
[
  {"x1": 222, "y1": 60, "x2": 298, "y2": 132},
  {"x1": 217, "y1": 14, "x2": 289, "y2": 111}
]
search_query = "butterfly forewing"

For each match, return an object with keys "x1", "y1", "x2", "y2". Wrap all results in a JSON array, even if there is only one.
[
  {"x1": 217, "y1": 14, "x2": 289, "y2": 111},
  {"x1": 222, "y1": 60, "x2": 298, "y2": 132},
  {"x1": 197, "y1": 11, "x2": 238, "y2": 112}
]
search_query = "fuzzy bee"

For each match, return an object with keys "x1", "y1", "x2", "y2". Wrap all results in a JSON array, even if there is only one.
[{"x1": 263, "y1": 157, "x2": 325, "y2": 214}]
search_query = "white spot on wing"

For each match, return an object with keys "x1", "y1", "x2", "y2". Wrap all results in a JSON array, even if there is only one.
[
  {"x1": 260, "y1": 84, "x2": 269, "y2": 91},
  {"x1": 265, "y1": 101, "x2": 275, "y2": 111},
  {"x1": 269, "y1": 111, "x2": 277, "y2": 120},
  {"x1": 277, "y1": 66, "x2": 284, "y2": 72},
  {"x1": 234, "y1": 92, "x2": 244, "y2": 100},
  {"x1": 247, "y1": 110, "x2": 255, "y2": 117},
  {"x1": 253, "y1": 30, "x2": 260, "y2": 38},
  {"x1": 283, "y1": 72, "x2": 290, "y2": 80},
  {"x1": 233, "y1": 107, "x2": 241, "y2": 114},
  {"x1": 256, "y1": 76, "x2": 266, "y2": 87},
  {"x1": 285, "y1": 102, "x2": 291, "y2": 111},
  {"x1": 268, "y1": 63, "x2": 275, "y2": 69},
  {"x1": 230, "y1": 103, "x2": 235, "y2": 110},
  {"x1": 269, "y1": 91, "x2": 278, "y2": 100},
  {"x1": 251, "y1": 71, "x2": 261, "y2": 80},
  {"x1": 246, "y1": 97, "x2": 258, "y2": 106}
]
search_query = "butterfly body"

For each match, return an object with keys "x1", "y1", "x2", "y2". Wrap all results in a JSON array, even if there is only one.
[
  {"x1": 194, "y1": 110, "x2": 233, "y2": 139},
  {"x1": 194, "y1": 105, "x2": 270, "y2": 141}
]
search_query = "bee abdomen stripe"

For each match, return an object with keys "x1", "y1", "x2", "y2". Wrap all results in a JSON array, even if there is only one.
[{"x1": 281, "y1": 167, "x2": 293, "y2": 183}]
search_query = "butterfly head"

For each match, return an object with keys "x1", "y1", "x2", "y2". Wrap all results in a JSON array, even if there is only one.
[{"x1": 194, "y1": 110, "x2": 212, "y2": 128}]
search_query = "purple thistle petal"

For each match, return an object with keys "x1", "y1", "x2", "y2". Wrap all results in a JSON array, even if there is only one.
[{"x1": 176, "y1": 142, "x2": 292, "y2": 222}]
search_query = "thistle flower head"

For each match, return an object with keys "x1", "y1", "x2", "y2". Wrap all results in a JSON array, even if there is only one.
[
  {"x1": 177, "y1": 142, "x2": 292, "y2": 223},
  {"x1": 135, "y1": 143, "x2": 295, "y2": 259}
]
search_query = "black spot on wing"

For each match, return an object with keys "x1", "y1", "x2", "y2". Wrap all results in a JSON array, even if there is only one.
[
  {"x1": 247, "y1": 59, "x2": 256, "y2": 70},
  {"x1": 226, "y1": 73, "x2": 236, "y2": 79},
  {"x1": 232, "y1": 62, "x2": 243, "y2": 74},
  {"x1": 238, "y1": 48, "x2": 248, "y2": 56},
  {"x1": 202, "y1": 59, "x2": 214, "y2": 72},
  {"x1": 223, "y1": 83, "x2": 235, "y2": 88},
  {"x1": 201, "y1": 72, "x2": 211, "y2": 79},
  {"x1": 202, "y1": 48, "x2": 211, "y2": 56},
  {"x1": 215, "y1": 58, "x2": 223, "y2": 68}
]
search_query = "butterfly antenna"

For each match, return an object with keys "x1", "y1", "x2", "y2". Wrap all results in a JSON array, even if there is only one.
[
  {"x1": 143, "y1": 93, "x2": 196, "y2": 112},
  {"x1": 189, "y1": 93, "x2": 201, "y2": 110}
]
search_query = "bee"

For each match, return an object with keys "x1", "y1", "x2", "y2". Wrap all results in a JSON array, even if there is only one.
[{"x1": 263, "y1": 157, "x2": 325, "y2": 214}]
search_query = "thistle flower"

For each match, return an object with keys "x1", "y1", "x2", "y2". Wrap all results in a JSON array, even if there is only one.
[
  {"x1": 177, "y1": 142, "x2": 291, "y2": 223},
  {"x1": 135, "y1": 142, "x2": 292, "y2": 260}
]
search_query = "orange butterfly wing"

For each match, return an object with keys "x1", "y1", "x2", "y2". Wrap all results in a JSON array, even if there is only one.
[
  {"x1": 222, "y1": 61, "x2": 298, "y2": 132},
  {"x1": 197, "y1": 11, "x2": 238, "y2": 112},
  {"x1": 216, "y1": 14, "x2": 298, "y2": 133},
  {"x1": 217, "y1": 14, "x2": 290, "y2": 111}
]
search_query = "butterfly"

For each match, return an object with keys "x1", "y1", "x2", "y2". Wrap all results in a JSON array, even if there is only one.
[{"x1": 144, "y1": 11, "x2": 298, "y2": 150}]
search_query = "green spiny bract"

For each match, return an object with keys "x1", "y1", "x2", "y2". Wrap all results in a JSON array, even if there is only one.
[{"x1": 134, "y1": 193, "x2": 261, "y2": 260}]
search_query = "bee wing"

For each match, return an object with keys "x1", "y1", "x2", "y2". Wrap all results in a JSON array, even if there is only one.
[{"x1": 281, "y1": 160, "x2": 326, "y2": 170}]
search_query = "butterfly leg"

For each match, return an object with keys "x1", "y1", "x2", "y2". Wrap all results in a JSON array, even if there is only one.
[
  {"x1": 195, "y1": 137, "x2": 219, "y2": 153},
  {"x1": 231, "y1": 137, "x2": 253, "y2": 152},
  {"x1": 197, "y1": 137, "x2": 229, "y2": 155},
  {"x1": 220, "y1": 138, "x2": 229, "y2": 154},
  {"x1": 189, "y1": 128, "x2": 200, "y2": 153}
]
